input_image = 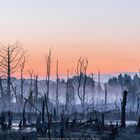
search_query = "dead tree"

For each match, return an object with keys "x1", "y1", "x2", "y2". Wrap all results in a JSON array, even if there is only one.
[
  {"x1": 0, "y1": 77, "x2": 5, "y2": 110},
  {"x1": 56, "y1": 59, "x2": 59, "y2": 115},
  {"x1": 68, "y1": 78, "x2": 75, "y2": 114},
  {"x1": 22, "y1": 92, "x2": 41, "y2": 126},
  {"x1": 137, "y1": 93, "x2": 140, "y2": 115},
  {"x1": 47, "y1": 113, "x2": 52, "y2": 138},
  {"x1": 23, "y1": 92, "x2": 29, "y2": 126},
  {"x1": 75, "y1": 57, "x2": 83, "y2": 105},
  {"x1": 75, "y1": 57, "x2": 88, "y2": 118},
  {"x1": 42, "y1": 101, "x2": 45, "y2": 123},
  {"x1": 104, "y1": 83, "x2": 107, "y2": 111},
  {"x1": 136, "y1": 116, "x2": 140, "y2": 133},
  {"x1": 20, "y1": 57, "x2": 26, "y2": 111},
  {"x1": 12, "y1": 85, "x2": 18, "y2": 105},
  {"x1": 7, "y1": 111, "x2": 13, "y2": 130},
  {"x1": 0, "y1": 112, "x2": 6, "y2": 132},
  {"x1": 90, "y1": 73, "x2": 94, "y2": 108},
  {"x1": 65, "y1": 69, "x2": 75, "y2": 114},
  {"x1": 0, "y1": 41, "x2": 25, "y2": 108},
  {"x1": 45, "y1": 50, "x2": 51, "y2": 114},
  {"x1": 121, "y1": 90, "x2": 128, "y2": 128},
  {"x1": 82, "y1": 58, "x2": 88, "y2": 116},
  {"x1": 29, "y1": 70, "x2": 34, "y2": 113},
  {"x1": 101, "y1": 113, "x2": 104, "y2": 128},
  {"x1": 34, "y1": 74, "x2": 39, "y2": 113},
  {"x1": 60, "y1": 113, "x2": 64, "y2": 138},
  {"x1": 45, "y1": 49, "x2": 51, "y2": 138},
  {"x1": 22, "y1": 90, "x2": 42, "y2": 126},
  {"x1": 65, "y1": 69, "x2": 69, "y2": 114},
  {"x1": 137, "y1": 116, "x2": 140, "y2": 128}
]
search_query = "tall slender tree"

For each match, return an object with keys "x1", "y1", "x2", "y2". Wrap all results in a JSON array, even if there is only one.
[
  {"x1": 45, "y1": 49, "x2": 52, "y2": 138},
  {"x1": 75, "y1": 57, "x2": 88, "y2": 117},
  {"x1": 56, "y1": 59, "x2": 59, "y2": 115},
  {"x1": 34, "y1": 74, "x2": 39, "y2": 113},
  {"x1": 65, "y1": 69, "x2": 69, "y2": 114},
  {"x1": 20, "y1": 57, "x2": 26, "y2": 111}
]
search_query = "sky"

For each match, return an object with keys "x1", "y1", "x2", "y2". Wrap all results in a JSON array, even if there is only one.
[{"x1": 0, "y1": 0, "x2": 140, "y2": 77}]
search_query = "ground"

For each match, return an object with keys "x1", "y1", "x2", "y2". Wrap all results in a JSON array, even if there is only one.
[
  {"x1": 0, "y1": 126, "x2": 139, "y2": 140},
  {"x1": 116, "y1": 126, "x2": 140, "y2": 140}
]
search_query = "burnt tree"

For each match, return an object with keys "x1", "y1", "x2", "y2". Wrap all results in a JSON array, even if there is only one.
[
  {"x1": 56, "y1": 59, "x2": 59, "y2": 115},
  {"x1": 75, "y1": 57, "x2": 88, "y2": 118},
  {"x1": 20, "y1": 57, "x2": 26, "y2": 111},
  {"x1": 0, "y1": 41, "x2": 25, "y2": 109},
  {"x1": 65, "y1": 69, "x2": 70, "y2": 114},
  {"x1": 42, "y1": 100, "x2": 45, "y2": 123},
  {"x1": 34, "y1": 74, "x2": 39, "y2": 113},
  {"x1": 45, "y1": 49, "x2": 52, "y2": 138},
  {"x1": 104, "y1": 83, "x2": 107, "y2": 111},
  {"x1": 121, "y1": 90, "x2": 128, "y2": 128}
]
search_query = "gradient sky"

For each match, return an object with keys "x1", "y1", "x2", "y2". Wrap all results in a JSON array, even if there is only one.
[{"x1": 0, "y1": 0, "x2": 140, "y2": 77}]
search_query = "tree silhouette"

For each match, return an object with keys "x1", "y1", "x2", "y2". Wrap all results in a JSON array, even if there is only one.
[{"x1": 0, "y1": 41, "x2": 25, "y2": 108}]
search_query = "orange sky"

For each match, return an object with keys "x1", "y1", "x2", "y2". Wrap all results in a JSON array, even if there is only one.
[
  {"x1": 0, "y1": 0, "x2": 140, "y2": 78},
  {"x1": 20, "y1": 37, "x2": 140, "y2": 78}
]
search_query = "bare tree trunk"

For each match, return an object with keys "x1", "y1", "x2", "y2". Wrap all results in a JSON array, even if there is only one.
[
  {"x1": 82, "y1": 58, "x2": 88, "y2": 119},
  {"x1": 65, "y1": 69, "x2": 69, "y2": 114},
  {"x1": 82, "y1": 73, "x2": 87, "y2": 118},
  {"x1": 136, "y1": 116, "x2": 140, "y2": 132},
  {"x1": 104, "y1": 84, "x2": 107, "y2": 111},
  {"x1": 56, "y1": 60, "x2": 59, "y2": 115},
  {"x1": 29, "y1": 70, "x2": 34, "y2": 113},
  {"x1": 42, "y1": 101, "x2": 45, "y2": 123},
  {"x1": 0, "y1": 78, "x2": 5, "y2": 110},
  {"x1": 34, "y1": 75, "x2": 39, "y2": 114},
  {"x1": 75, "y1": 57, "x2": 88, "y2": 117},
  {"x1": 137, "y1": 93, "x2": 140, "y2": 115},
  {"x1": 121, "y1": 90, "x2": 128, "y2": 128},
  {"x1": 45, "y1": 50, "x2": 51, "y2": 139},
  {"x1": 7, "y1": 47, "x2": 11, "y2": 108},
  {"x1": 20, "y1": 57, "x2": 25, "y2": 112},
  {"x1": 10, "y1": 82, "x2": 19, "y2": 112},
  {"x1": 91, "y1": 73, "x2": 94, "y2": 108},
  {"x1": 60, "y1": 113, "x2": 64, "y2": 138},
  {"x1": 23, "y1": 101, "x2": 27, "y2": 126},
  {"x1": 22, "y1": 90, "x2": 41, "y2": 126},
  {"x1": 76, "y1": 58, "x2": 83, "y2": 107},
  {"x1": 20, "y1": 72, "x2": 24, "y2": 111},
  {"x1": 101, "y1": 113, "x2": 104, "y2": 128}
]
